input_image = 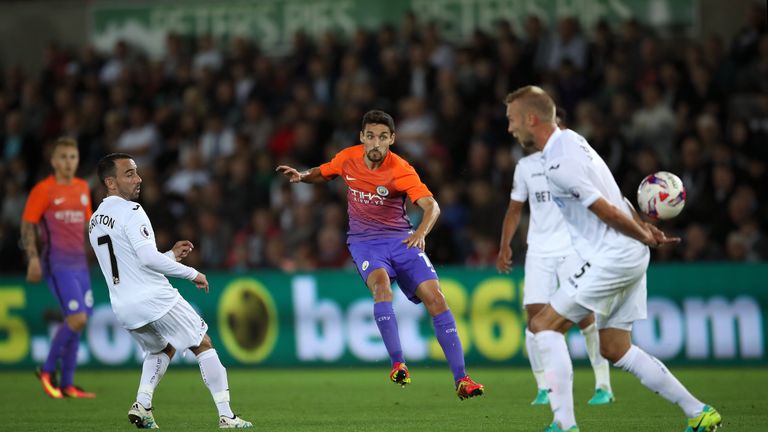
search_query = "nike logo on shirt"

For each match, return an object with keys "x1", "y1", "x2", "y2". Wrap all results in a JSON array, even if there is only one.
[
  {"x1": 53, "y1": 197, "x2": 65, "y2": 205},
  {"x1": 345, "y1": 175, "x2": 357, "y2": 181}
]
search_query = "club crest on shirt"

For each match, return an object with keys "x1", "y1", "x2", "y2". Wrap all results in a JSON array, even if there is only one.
[
  {"x1": 362, "y1": 260, "x2": 369, "y2": 271},
  {"x1": 81, "y1": 193, "x2": 89, "y2": 205},
  {"x1": 140, "y1": 224, "x2": 151, "y2": 239},
  {"x1": 376, "y1": 185, "x2": 389, "y2": 196}
]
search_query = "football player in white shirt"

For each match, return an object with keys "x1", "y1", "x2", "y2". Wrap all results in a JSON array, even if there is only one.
[
  {"x1": 89, "y1": 153, "x2": 253, "y2": 429},
  {"x1": 497, "y1": 121, "x2": 614, "y2": 407},
  {"x1": 503, "y1": 87, "x2": 721, "y2": 432}
]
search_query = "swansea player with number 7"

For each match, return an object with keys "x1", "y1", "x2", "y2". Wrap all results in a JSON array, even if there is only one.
[
  {"x1": 276, "y1": 110, "x2": 484, "y2": 400},
  {"x1": 88, "y1": 153, "x2": 253, "y2": 429}
]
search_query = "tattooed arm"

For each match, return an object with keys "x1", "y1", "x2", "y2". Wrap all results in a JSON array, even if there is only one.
[{"x1": 21, "y1": 221, "x2": 42, "y2": 282}]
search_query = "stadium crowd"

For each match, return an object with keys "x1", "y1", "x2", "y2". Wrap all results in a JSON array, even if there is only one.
[{"x1": 0, "y1": 5, "x2": 766, "y2": 272}]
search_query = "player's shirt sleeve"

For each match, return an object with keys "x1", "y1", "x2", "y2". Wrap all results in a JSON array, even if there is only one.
[
  {"x1": 22, "y1": 181, "x2": 50, "y2": 224},
  {"x1": 546, "y1": 157, "x2": 602, "y2": 208},
  {"x1": 124, "y1": 206, "x2": 157, "y2": 252},
  {"x1": 392, "y1": 159, "x2": 432, "y2": 203},
  {"x1": 319, "y1": 150, "x2": 348, "y2": 178},
  {"x1": 509, "y1": 163, "x2": 528, "y2": 202}
]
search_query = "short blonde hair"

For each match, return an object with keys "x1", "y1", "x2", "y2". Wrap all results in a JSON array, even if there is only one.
[
  {"x1": 504, "y1": 85, "x2": 556, "y2": 123},
  {"x1": 53, "y1": 136, "x2": 79, "y2": 150}
]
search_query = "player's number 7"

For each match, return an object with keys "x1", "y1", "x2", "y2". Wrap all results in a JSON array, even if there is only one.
[
  {"x1": 418, "y1": 252, "x2": 436, "y2": 273},
  {"x1": 97, "y1": 235, "x2": 120, "y2": 284}
]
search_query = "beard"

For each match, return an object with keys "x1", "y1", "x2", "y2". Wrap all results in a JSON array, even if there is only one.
[
  {"x1": 125, "y1": 185, "x2": 140, "y2": 200},
  {"x1": 367, "y1": 149, "x2": 384, "y2": 162},
  {"x1": 519, "y1": 138, "x2": 536, "y2": 149}
]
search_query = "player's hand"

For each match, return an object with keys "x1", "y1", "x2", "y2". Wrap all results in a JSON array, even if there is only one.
[
  {"x1": 193, "y1": 272, "x2": 209, "y2": 293},
  {"x1": 644, "y1": 222, "x2": 681, "y2": 248},
  {"x1": 402, "y1": 231, "x2": 427, "y2": 250},
  {"x1": 26, "y1": 257, "x2": 42, "y2": 283},
  {"x1": 171, "y1": 240, "x2": 194, "y2": 262},
  {"x1": 275, "y1": 165, "x2": 303, "y2": 183},
  {"x1": 496, "y1": 245, "x2": 513, "y2": 274}
]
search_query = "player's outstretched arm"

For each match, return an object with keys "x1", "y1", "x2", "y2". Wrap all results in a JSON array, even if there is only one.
[
  {"x1": 403, "y1": 196, "x2": 440, "y2": 250},
  {"x1": 20, "y1": 221, "x2": 42, "y2": 282},
  {"x1": 136, "y1": 243, "x2": 201, "y2": 284},
  {"x1": 496, "y1": 200, "x2": 525, "y2": 274},
  {"x1": 275, "y1": 166, "x2": 329, "y2": 184}
]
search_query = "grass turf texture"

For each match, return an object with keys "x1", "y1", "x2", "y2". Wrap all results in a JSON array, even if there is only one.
[{"x1": 1, "y1": 367, "x2": 764, "y2": 431}]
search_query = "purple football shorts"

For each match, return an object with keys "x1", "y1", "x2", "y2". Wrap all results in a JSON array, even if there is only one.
[
  {"x1": 348, "y1": 236, "x2": 438, "y2": 304},
  {"x1": 46, "y1": 269, "x2": 93, "y2": 316}
]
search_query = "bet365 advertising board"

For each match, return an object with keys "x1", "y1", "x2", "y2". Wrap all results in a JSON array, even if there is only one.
[{"x1": 0, "y1": 264, "x2": 766, "y2": 369}]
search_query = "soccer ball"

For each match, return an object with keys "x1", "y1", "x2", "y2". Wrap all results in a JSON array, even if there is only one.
[{"x1": 637, "y1": 171, "x2": 686, "y2": 220}]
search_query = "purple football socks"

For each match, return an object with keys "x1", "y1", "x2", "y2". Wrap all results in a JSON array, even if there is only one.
[
  {"x1": 433, "y1": 310, "x2": 466, "y2": 382},
  {"x1": 373, "y1": 301, "x2": 405, "y2": 364}
]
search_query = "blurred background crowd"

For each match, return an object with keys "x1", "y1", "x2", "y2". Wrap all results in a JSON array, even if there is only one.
[{"x1": 0, "y1": 4, "x2": 766, "y2": 272}]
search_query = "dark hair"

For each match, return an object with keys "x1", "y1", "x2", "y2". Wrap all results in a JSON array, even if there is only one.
[
  {"x1": 96, "y1": 153, "x2": 133, "y2": 185},
  {"x1": 361, "y1": 110, "x2": 395, "y2": 133}
]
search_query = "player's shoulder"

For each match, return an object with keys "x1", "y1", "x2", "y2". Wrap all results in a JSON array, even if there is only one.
[
  {"x1": 31, "y1": 175, "x2": 55, "y2": 192},
  {"x1": 335, "y1": 144, "x2": 364, "y2": 160},
  {"x1": 387, "y1": 151, "x2": 417, "y2": 174},
  {"x1": 72, "y1": 177, "x2": 90, "y2": 190},
  {"x1": 97, "y1": 197, "x2": 142, "y2": 215},
  {"x1": 517, "y1": 152, "x2": 544, "y2": 168}
]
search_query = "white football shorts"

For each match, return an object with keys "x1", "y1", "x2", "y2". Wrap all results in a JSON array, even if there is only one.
[
  {"x1": 129, "y1": 297, "x2": 208, "y2": 354},
  {"x1": 550, "y1": 247, "x2": 650, "y2": 331},
  {"x1": 523, "y1": 254, "x2": 574, "y2": 306}
]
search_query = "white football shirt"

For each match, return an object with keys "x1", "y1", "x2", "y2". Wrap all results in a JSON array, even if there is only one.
[
  {"x1": 510, "y1": 152, "x2": 573, "y2": 257},
  {"x1": 89, "y1": 196, "x2": 188, "y2": 329},
  {"x1": 541, "y1": 128, "x2": 648, "y2": 264}
]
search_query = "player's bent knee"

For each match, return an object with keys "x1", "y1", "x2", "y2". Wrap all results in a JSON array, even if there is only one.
[
  {"x1": 160, "y1": 344, "x2": 176, "y2": 360},
  {"x1": 65, "y1": 313, "x2": 88, "y2": 332},
  {"x1": 525, "y1": 304, "x2": 546, "y2": 327},
  {"x1": 423, "y1": 295, "x2": 448, "y2": 316},
  {"x1": 599, "y1": 343, "x2": 626, "y2": 363},
  {"x1": 577, "y1": 314, "x2": 595, "y2": 329},
  {"x1": 373, "y1": 285, "x2": 393, "y2": 302},
  {"x1": 529, "y1": 306, "x2": 567, "y2": 333},
  {"x1": 190, "y1": 334, "x2": 213, "y2": 355}
]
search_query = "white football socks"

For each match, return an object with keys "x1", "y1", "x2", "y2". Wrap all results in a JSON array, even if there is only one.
[
  {"x1": 137, "y1": 352, "x2": 170, "y2": 409},
  {"x1": 536, "y1": 330, "x2": 576, "y2": 429},
  {"x1": 196, "y1": 349, "x2": 234, "y2": 418},
  {"x1": 615, "y1": 345, "x2": 704, "y2": 418},
  {"x1": 581, "y1": 323, "x2": 612, "y2": 391},
  {"x1": 526, "y1": 328, "x2": 547, "y2": 390}
]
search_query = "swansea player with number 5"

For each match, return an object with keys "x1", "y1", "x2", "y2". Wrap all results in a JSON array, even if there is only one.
[
  {"x1": 89, "y1": 153, "x2": 252, "y2": 429},
  {"x1": 276, "y1": 110, "x2": 484, "y2": 400}
]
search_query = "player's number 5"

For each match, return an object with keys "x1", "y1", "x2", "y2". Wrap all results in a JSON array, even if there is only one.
[{"x1": 97, "y1": 235, "x2": 120, "y2": 284}]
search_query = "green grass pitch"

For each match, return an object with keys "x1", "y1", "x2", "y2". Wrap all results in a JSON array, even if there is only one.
[{"x1": 1, "y1": 367, "x2": 765, "y2": 431}]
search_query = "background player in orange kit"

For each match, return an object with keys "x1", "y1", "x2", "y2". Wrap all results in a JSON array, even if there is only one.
[
  {"x1": 277, "y1": 110, "x2": 484, "y2": 399},
  {"x1": 21, "y1": 137, "x2": 95, "y2": 399}
]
